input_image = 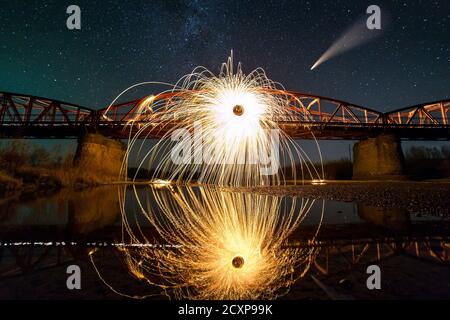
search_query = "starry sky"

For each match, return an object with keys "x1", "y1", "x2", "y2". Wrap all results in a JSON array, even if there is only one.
[{"x1": 1, "y1": 0, "x2": 449, "y2": 159}]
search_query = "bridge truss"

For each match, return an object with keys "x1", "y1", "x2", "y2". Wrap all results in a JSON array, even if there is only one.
[
  {"x1": 0, "y1": 92, "x2": 96, "y2": 138},
  {"x1": 0, "y1": 91, "x2": 449, "y2": 140}
]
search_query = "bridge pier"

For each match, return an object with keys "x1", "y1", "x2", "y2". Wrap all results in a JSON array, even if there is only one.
[
  {"x1": 352, "y1": 133, "x2": 404, "y2": 180},
  {"x1": 357, "y1": 204, "x2": 410, "y2": 230},
  {"x1": 74, "y1": 133, "x2": 125, "y2": 179}
]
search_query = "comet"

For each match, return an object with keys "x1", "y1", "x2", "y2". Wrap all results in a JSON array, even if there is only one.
[{"x1": 311, "y1": 17, "x2": 384, "y2": 70}]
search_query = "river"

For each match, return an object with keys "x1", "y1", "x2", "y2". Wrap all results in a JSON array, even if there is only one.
[{"x1": 0, "y1": 184, "x2": 449, "y2": 299}]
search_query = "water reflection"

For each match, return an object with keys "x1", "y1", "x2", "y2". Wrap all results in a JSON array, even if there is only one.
[
  {"x1": 0, "y1": 187, "x2": 120, "y2": 239},
  {"x1": 357, "y1": 204, "x2": 410, "y2": 231},
  {"x1": 67, "y1": 188, "x2": 120, "y2": 235},
  {"x1": 105, "y1": 185, "x2": 322, "y2": 299},
  {"x1": 0, "y1": 186, "x2": 449, "y2": 299}
]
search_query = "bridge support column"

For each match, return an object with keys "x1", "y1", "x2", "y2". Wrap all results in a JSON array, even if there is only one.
[
  {"x1": 357, "y1": 204, "x2": 410, "y2": 230},
  {"x1": 352, "y1": 133, "x2": 404, "y2": 180},
  {"x1": 74, "y1": 133, "x2": 126, "y2": 179}
]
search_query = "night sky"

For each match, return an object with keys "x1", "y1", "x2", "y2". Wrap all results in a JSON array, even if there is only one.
[{"x1": 1, "y1": 0, "x2": 449, "y2": 159}]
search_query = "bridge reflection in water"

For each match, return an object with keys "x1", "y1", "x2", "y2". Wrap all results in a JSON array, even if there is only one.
[{"x1": 0, "y1": 185, "x2": 448, "y2": 299}]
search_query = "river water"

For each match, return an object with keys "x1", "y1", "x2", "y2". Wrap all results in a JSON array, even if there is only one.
[{"x1": 0, "y1": 185, "x2": 449, "y2": 299}]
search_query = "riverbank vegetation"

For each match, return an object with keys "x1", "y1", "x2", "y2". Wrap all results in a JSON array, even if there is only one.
[
  {"x1": 1, "y1": 142, "x2": 449, "y2": 195},
  {"x1": 297, "y1": 146, "x2": 449, "y2": 181},
  {"x1": 0, "y1": 141, "x2": 105, "y2": 195},
  {"x1": 404, "y1": 145, "x2": 450, "y2": 180},
  {"x1": 320, "y1": 158, "x2": 353, "y2": 180}
]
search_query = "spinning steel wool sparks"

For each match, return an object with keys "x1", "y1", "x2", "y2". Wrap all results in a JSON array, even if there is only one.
[
  {"x1": 117, "y1": 53, "x2": 323, "y2": 187},
  {"x1": 91, "y1": 54, "x2": 324, "y2": 300}
]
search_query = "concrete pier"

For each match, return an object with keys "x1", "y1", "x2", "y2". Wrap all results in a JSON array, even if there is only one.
[
  {"x1": 357, "y1": 204, "x2": 410, "y2": 230},
  {"x1": 353, "y1": 134, "x2": 404, "y2": 180},
  {"x1": 74, "y1": 133, "x2": 126, "y2": 178}
]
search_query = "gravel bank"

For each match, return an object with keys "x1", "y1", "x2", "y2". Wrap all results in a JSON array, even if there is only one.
[{"x1": 233, "y1": 181, "x2": 450, "y2": 216}]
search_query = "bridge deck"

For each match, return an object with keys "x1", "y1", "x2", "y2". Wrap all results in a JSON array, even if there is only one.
[
  {"x1": 1, "y1": 122, "x2": 449, "y2": 140},
  {"x1": 1, "y1": 92, "x2": 449, "y2": 140}
]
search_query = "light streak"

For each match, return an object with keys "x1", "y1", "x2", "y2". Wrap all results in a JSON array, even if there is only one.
[
  {"x1": 149, "y1": 179, "x2": 173, "y2": 188},
  {"x1": 310, "y1": 17, "x2": 383, "y2": 70},
  {"x1": 311, "y1": 179, "x2": 326, "y2": 185}
]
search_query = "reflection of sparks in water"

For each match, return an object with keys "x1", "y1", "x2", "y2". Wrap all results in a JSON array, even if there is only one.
[
  {"x1": 120, "y1": 53, "x2": 323, "y2": 186},
  {"x1": 311, "y1": 179, "x2": 327, "y2": 185},
  {"x1": 91, "y1": 186, "x2": 323, "y2": 300}
]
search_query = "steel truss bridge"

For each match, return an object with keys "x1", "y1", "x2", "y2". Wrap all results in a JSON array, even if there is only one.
[{"x1": 0, "y1": 91, "x2": 449, "y2": 140}]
